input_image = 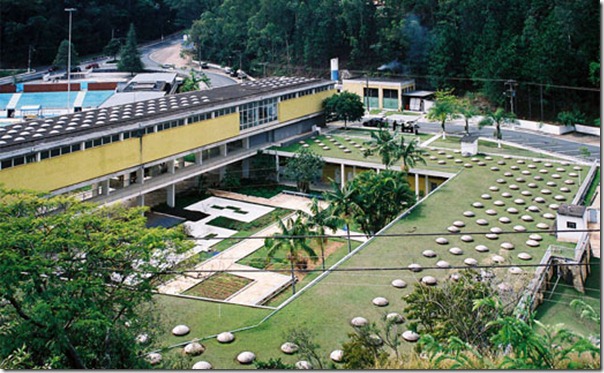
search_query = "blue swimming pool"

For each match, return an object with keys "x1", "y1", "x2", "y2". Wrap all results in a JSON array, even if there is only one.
[
  {"x1": 82, "y1": 90, "x2": 114, "y2": 107},
  {"x1": 17, "y1": 92, "x2": 77, "y2": 109}
]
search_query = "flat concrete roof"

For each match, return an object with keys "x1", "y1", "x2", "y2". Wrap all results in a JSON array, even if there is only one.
[
  {"x1": 130, "y1": 73, "x2": 177, "y2": 84},
  {"x1": 402, "y1": 90, "x2": 435, "y2": 98},
  {"x1": 0, "y1": 76, "x2": 330, "y2": 154},
  {"x1": 558, "y1": 203, "x2": 586, "y2": 218},
  {"x1": 343, "y1": 77, "x2": 415, "y2": 86}
]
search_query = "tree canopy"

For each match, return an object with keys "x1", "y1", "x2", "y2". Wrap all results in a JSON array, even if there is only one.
[
  {"x1": 0, "y1": 188, "x2": 191, "y2": 369},
  {"x1": 117, "y1": 24, "x2": 143, "y2": 74},
  {"x1": 52, "y1": 40, "x2": 79, "y2": 69},
  {"x1": 322, "y1": 92, "x2": 365, "y2": 128},
  {"x1": 282, "y1": 147, "x2": 324, "y2": 193}
]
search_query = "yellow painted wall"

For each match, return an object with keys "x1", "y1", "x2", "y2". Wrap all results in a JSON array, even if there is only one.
[
  {"x1": 342, "y1": 81, "x2": 415, "y2": 110},
  {"x1": 278, "y1": 90, "x2": 335, "y2": 123},
  {"x1": 0, "y1": 114, "x2": 240, "y2": 192},
  {"x1": 142, "y1": 113, "x2": 239, "y2": 163}
]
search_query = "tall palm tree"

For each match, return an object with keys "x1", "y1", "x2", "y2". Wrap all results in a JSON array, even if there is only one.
[
  {"x1": 264, "y1": 214, "x2": 317, "y2": 294},
  {"x1": 457, "y1": 98, "x2": 479, "y2": 134},
  {"x1": 324, "y1": 182, "x2": 360, "y2": 253},
  {"x1": 400, "y1": 138, "x2": 428, "y2": 171},
  {"x1": 478, "y1": 108, "x2": 518, "y2": 148},
  {"x1": 426, "y1": 89, "x2": 459, "y2": 139},
  {"x1": 307, "y1": 198, "x2": 341, "y2": 271},
  {"x1": 362, "y1": 129, "x2": 402, "y2": 168}
]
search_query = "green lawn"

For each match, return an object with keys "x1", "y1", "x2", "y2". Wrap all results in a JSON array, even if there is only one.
[{"x1": 153, "y1": 150, "x2": 590, "y2": 369}]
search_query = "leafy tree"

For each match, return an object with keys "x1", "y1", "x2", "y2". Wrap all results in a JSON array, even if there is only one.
[
  {"x1": 0, "y1": 188, "x2": 191, "y2": 369},
  {"x1": 52, "y1": 39, "x2": 79, "y2": 70},
  {"x1": 342, "y1": 323, "x2": 388, "y2": 369},
  {"x1": 264, "y1": 214, "x2": 317, "y2": 294},
  {"x1": 179, "y1": 69, "x2": 211, "y2": 93},
  {"x1": 103, "y1": 38, "x2": 122, "y2": 62},
  {"x1": 322, "y1": 91, "x2": 365, "y2": 129},
  {"x1": 118, "y1": 24, "x2": 143, "y2": 75},
  {"x1": 307, "y1": 198, "x2": 341, "y2": 271},
  {"x1": 426, "y1": 89, "x2": 459, "y2": 139},
  {"x1": 343, "y1": 169, "x2": 415, "y2": 237},
  {"x1": 489, "y1": 316, "x2": 600, "y2": 369},
  {"x1": 282, "y1": 147, "x2": 324, "y2": 193},
  {"x1": 570, "y1": 299, "x2": 600, "y2": 326},
  {"x1": 557, "y1": 109, "x2": 586, "y2": 127},
  {"x1": 404, "y1": 270, "x2": 514, "y2": 352},
  {"x1": 284, "y1": 327, "x2": 325, "y2": 369},
  {"x1": 478, "y1": 108, "x2": 518, "y2": 147}
]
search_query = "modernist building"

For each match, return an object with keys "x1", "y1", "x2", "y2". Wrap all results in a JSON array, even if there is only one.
[
  {"x1": 341, "y1": 77, "x2": 415, "y2": 111},
  {"x1": 0, "y1": 76, "x2": 335, "y2": 206}
]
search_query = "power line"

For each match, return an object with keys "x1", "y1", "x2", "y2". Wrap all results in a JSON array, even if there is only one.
[{"x1": 183, "y1": 228, "x2": 599, "y2": 241}]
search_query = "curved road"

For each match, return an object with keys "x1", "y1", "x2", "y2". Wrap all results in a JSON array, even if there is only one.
[{"x1": 139, "y1": 34, "x2": 236, "y2": 88}]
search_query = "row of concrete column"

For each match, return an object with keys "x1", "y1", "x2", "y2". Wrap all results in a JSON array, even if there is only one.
[{"x1": 89, "y1": 139, "x2": 254, "y2": 208}]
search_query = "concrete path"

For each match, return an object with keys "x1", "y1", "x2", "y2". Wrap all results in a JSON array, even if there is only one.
[{"x1": 157, "y1": 191, "x2": 367, "y2": 304}]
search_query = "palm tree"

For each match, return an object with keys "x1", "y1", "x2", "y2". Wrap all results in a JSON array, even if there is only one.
[
  {"x1": 307, "y1": 198, "x2": 341, "y2": 271},
  {"x1": 457, "y1": 98, "x2": 479, "y2": 134},
  {"x1": 324, "y1": 182, "x2": 360, "y2": 254},
  {"x1": 400, "y1": 138, "x2": 427, "y2": 171},
  {"x1": 426, "y1": 89, "x2": 459, "y2": 139},
  {"x1": 478, "y1": 108, "x2": 518, "y2": 148},
  {"x1": 264, "y1": 214, "x2": 317, "y2": 294},
  {"x1": 362, "y1": 129, "x2": 402, "y2": 168}
]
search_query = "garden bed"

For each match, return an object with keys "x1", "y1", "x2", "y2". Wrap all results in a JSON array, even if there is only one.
[{"x1": 183, "y1": 273, "x2": 253, "y2": 300}]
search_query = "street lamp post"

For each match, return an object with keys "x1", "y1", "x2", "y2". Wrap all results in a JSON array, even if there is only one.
[{"x1": 65, "y1": 8, "x2": 76, "y2": 113}]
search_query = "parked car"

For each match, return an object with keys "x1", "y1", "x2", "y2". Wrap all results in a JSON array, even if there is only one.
[
  {"x1": 200, "y1": 61, "x2": 209, "y2": 69},
  {"x1": 70, "y1": 66, "x2": 81, "y2": 72},
  {"x1": 162, "y1": 63, "x2": 175, "y2": 69},
  {"x1": 85, "y1": 63, "x2": 99, "y2": 69},
  {"x1": 362, "y1": 118, "x2": 388, "y2": 128}
]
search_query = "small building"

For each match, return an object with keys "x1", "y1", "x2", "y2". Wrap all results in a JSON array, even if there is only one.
[
  {"x1": 402, "y1": 90, "x2": 435, "y2": 112},
  {"x1": 460, "y1": 134, "x2": 479, "y2": 156},
  {"x1": 556, "y1": 203, "x2": 587, "y2": 243},
  {"x1": 341, "y1": 77, "x2": 415, "y2": 112}
]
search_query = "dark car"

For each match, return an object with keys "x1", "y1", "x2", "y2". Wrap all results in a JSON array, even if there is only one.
[
  {"x1": 86, "y1": 63, "x2": 99, "y2": 69},
  {"x1": 200, "y1": 61, "x2": 209, "y2": 69},
  {"x1": 362, "y1": 118, "x2": 388, "y2": 128},
  {"x1": 70, "y1": 66, "x2": 81, "y2": 72}
]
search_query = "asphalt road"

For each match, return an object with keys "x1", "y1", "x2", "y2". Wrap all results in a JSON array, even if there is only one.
[
  {"x1": 139, "y1": 34, "x2": 236, "y2": 88},
  {"x1": 417, "y1": 120, "x2": 601, "y2": 162}
]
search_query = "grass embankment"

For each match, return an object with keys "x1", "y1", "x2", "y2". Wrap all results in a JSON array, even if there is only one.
[
  {"x1": 155, "y1": 149, "x2": 588, "y2": 369},
  {"x1": 582, "y1": 167, "x2": 600, "y2": 205}
]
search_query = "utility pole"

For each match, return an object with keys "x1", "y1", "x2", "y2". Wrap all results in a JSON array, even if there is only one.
[
  {"x1": 504, "y1": 79, "x2": 518, "y2": 115},
  {"x1": 27, "y1": 45, "x2": 34, "y2": 73},
  {"x1": 65, "y1": 8, "x2": 76, "y2": 114}
]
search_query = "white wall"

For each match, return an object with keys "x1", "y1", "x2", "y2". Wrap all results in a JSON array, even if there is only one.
[
  {"x1": 512, "y1": 119, "x2": 575, "y2": 135},
  {"x1": 556, "y1": 215, "x2": 587, "y2": 243},
  {"x1": 575, "y1": 124, "x2": 600, "y2": 136}
]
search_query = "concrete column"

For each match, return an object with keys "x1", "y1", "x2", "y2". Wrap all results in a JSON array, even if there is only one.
[
  {"x1": 242, "y1": 159, "x2": 250, "y2": 178},
  {"x1": 425, "y1": 174, "x2": 429, "y2": 194},
  {"x1": 340, "y1": 163, "x2": 345, "y2": 189},
  {"x1": 275, "y1": 155, "x2": 280, "y2": 182},
  {"x1": 123, "y1": 173, "x2": 131, "y2": 187},
  {"x1": 166, "y1": 184, "x2": 176, "y2": 208},
  {"x1": 218, "y1": 166, "x2": 226, "y2": 181},
  {"x1": 168, "y1": 160, "x2": 176, "y2": 174},
  {"x1": 220, "y1": 144, "x2": 228, "y2": 157},
  {"x1": 136, "y1": 194, "x2": 145, "y2": 207},
  {"x1": 194, "y1": 152, "x2": 203, "y2": 165},
  {"x1": 177, "y1": 158, "x2": 185, "y2": 169},
  {"x1": 243, "y1": 137, "x2": 250, "y2": 149},
  {"x1": 100, "y1": 179, "x2": 110, "y2": 196},
  {"x1": 415, "y1": 173, "x2": 419, "y2": 198},
  {"x1": 91, "y1": 182, "x2": 100, "y2": 197},
  {"x1": 137, "y1": 168, "x2": 145, "y2": 185}
]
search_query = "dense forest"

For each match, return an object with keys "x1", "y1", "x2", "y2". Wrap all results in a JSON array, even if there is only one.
[{"x1": 0, "y1": 0, "x2": 599, "y2": 122}]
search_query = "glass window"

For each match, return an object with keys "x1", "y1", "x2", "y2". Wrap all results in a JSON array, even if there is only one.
[{"x1": 566, "y1": 221, "x2": 577, "y2": 229}]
